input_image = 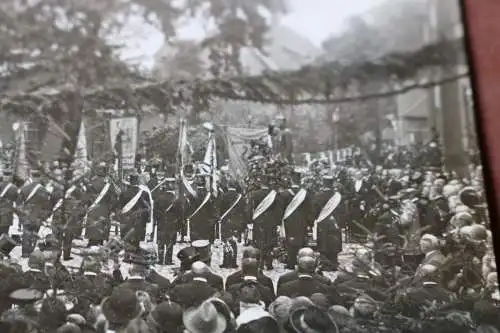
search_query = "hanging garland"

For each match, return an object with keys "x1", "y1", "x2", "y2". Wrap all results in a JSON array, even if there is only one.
[{"x1": 0, "y1": 38, "x2": 464, "y2": 113}]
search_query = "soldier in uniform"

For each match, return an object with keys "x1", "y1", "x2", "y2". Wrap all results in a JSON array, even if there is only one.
[
  {"x1": 219, "y1": 183, "x2": 245, "y2": 268},
  {"x1": 189, "y1": 183, "x2": 216, "y2": 242},
  {"x1": 0, "y1": 170, "x2": 18, "y2": 236},
  {"x1": 154, "y1": 178, "x2": 177, "y2": 265},
  {"x1": 52, "y1": 184, "x2": 87, "y2": 261},
  {"x1": 314, "y1": 176, "x2": 343, "y2": 271},
  {"x1": 282, "y1": 170, "x2": 313, "y2": 269},
  {"x1": 119, "y1": 173, "x2": 150, "y2": 251},
  {"x1": 18, "y1": 170, "x2": 52, "y2": 257},
  {"x1": 85, "y1": 162, "x2": 117, "y2": 246}
]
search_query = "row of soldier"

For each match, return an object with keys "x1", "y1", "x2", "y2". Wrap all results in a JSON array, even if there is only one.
[{"x1": 0, "y1": 157, "x2": 486, "y2": 273}]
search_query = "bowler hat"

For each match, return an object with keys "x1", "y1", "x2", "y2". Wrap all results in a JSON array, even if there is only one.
[
  {"x1": 289, "y1": 306, "x2": 338, "y2": 333},
  {"x1": 101, "y1": 287, "x2": 142, "y2": 325}
]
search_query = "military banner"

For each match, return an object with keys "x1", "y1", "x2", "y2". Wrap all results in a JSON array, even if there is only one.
[{"x1": 110, "y1": 117, "x2": 138, "y2": 170}]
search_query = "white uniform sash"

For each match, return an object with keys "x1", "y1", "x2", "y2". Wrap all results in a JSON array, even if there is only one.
[
  {"x1": 24, "y1": 183, "x2": 43, "y2": 204},
  {"x1": 219, "y1": 194, "x2": 242, "y2": 222},
  {"x1": 0, "y1": 183, "x2": 13, "y2": 198},
  {"x1": 313, "y1": 192, "x2": 341, "y2": 241},
  {"x1": 52, "y1": 185, "x2": 77, "y2": 212},
  {"x1": 88, "y1": 182, "x2": 111, "y2": 211},
  {"x1": 252, "y1": 190, "x2": 277, "y2": 221},
  {"x1": 188, "y1": 191, "x2": 211, "y2": 220},
  {"x1": 283, "y1": 188, "x2": 307, "y2": 221}
]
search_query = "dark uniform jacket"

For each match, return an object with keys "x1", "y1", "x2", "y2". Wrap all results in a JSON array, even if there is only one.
[
  {"x1": 119, "y1": 185, "x2": 150, "y2": 243},
  {"x1": 18, "y1": 182, "x2": 52, "y2": 227},
  {"x1": 0, "y1": 181, "x2": 17, "y2": 229},
  {"x1": 189, "y1": 187, "x2": 217, "y2": 241},
  {"x1": 219, "y1": 189, "x2": 246, "y2": 238},
  {"x1": 85, "y1": 176, "x2": 116, "y2": 241},
  {"x1": 283, "y1": 188, "x2": 313, "y2": 247},
  {"x1": 154, "y1": 188, "x2": 177, "y2": 243}
]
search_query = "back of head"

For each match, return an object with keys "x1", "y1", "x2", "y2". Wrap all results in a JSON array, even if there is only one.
[
  {"x1": 239, "y1": 284, "x2": 262, "y2": 305},
  {"x1": 268, "y1": 296, "x2": 292, "y2": 325},
  {"x1": 241, "y1": 258, "x2": 259, "y2": 277},
  {"x1": 56, "y1": 322, "x2": 82, "y2": 333},
  {"x1": 242, "y1": 246, "x2": 260, "y2": 260},
  {"x1": 191, "y1": 261, "x2": 209, "y2": 278},
  {"x1": 297, "y1": 256, "x2": 316, "y2": 275},
  {"x1": 297, "y1": 247, "x2": 314, "y2": 259}
]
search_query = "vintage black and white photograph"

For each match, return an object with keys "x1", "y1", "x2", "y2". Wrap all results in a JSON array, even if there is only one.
[{"x1": 0, "y1": 0, "x2": 495, "y2": 332}]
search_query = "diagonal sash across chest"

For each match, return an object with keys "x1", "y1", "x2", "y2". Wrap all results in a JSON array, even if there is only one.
[
  {"x1": 313, "y1": 191, "x2": 341, "y2": 241},
  {"x1": 283, "y1": 188, "x2": 307, "y2": 221},
  {"x1": 0, "y1": 183, "x2": 13, "y2": 198},
  {"x1": 24, "y1": 183, "x2": 43, "y2": 205},
  {"x1": 88, "y1": 182, "x2": 111, "y2": 212},
  {"x1": 219, "y1": 193, "x2": 243, "y2": 223},
  {"x1": 252, "y1": 190, "x2": 277, "y2": 221}
]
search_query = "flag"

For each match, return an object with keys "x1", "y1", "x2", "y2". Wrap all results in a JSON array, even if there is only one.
[
  {"x1": 178, "y1": 119, "x2": 195, "y2": 197},
  {"x1": 202, "y1": 130, "x2": 218, "y2": 197},
  {"x1": 178, "y1": 119, "x2": 192, "y2": 167},
  {"x1": 224, "y1": 126, "x2": 270, "y2": 189},
  {"x1": 73, "y1": 121, "x2": 89, "y2": 177},
  {"x1": 13, "y1": 122, "x2": 29, "y2": 183}
]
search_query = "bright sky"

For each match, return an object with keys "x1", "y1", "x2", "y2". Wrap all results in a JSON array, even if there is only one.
[{"x1": 119, "y1": 0, "x2": 386, "y2": 69}]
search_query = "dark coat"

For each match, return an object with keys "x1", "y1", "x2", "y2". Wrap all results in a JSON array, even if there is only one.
[
  {"x1": 154, "y1": 189, "x2": 177, "y2": 243},
  {"x1": 226, "y1": 270, "x2": 274, "y2": 292},
  {"x1": 85, "y1": 176, "x2": 116, "y2": 241},
  {"x1": 189, "y1": 188, "x2": 217, "y2": 241},
  {"x1": 219, "y1": 189, "x2": 246, "y2": 238},
  {"x1": 277, "y1": 275, "x2": 341, "y2": 305},
  {"x1": 0, "y1": 181, "x2": 17, "y2": 228},
  {"x1": 283, "y1": 189, "x2": 313, "y2": 247},
  {"x1": 119, "y1": 185, "x2": 150, "y2": 243},
  {"x1": 277, "y1": 271, "x2": 331, "y2": 290},
  {"x1": 23, "y1": 270, "x2": 51, "y2": 292},
  {"x1": 18, "y1": 182, "x2": 52, "y2": 227},
  {"x1": 168, "y1": 279, "x2": 218, "y2": 309},
  {"x1": 173, "y1": 270, "x2": 224, "y2": 291}
]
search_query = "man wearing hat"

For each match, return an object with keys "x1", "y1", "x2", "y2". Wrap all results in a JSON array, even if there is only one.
[
  {"x1": 18, "y1": 169, "x2": 52, "y2": 257},
  {"x1": 0, "y1": 170, "x2": 18, "y2": 236}
]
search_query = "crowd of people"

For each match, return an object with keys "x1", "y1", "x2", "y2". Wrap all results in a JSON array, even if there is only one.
[{"x1": 0, "y1": 134, "x2": 497, "y2": 333}]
